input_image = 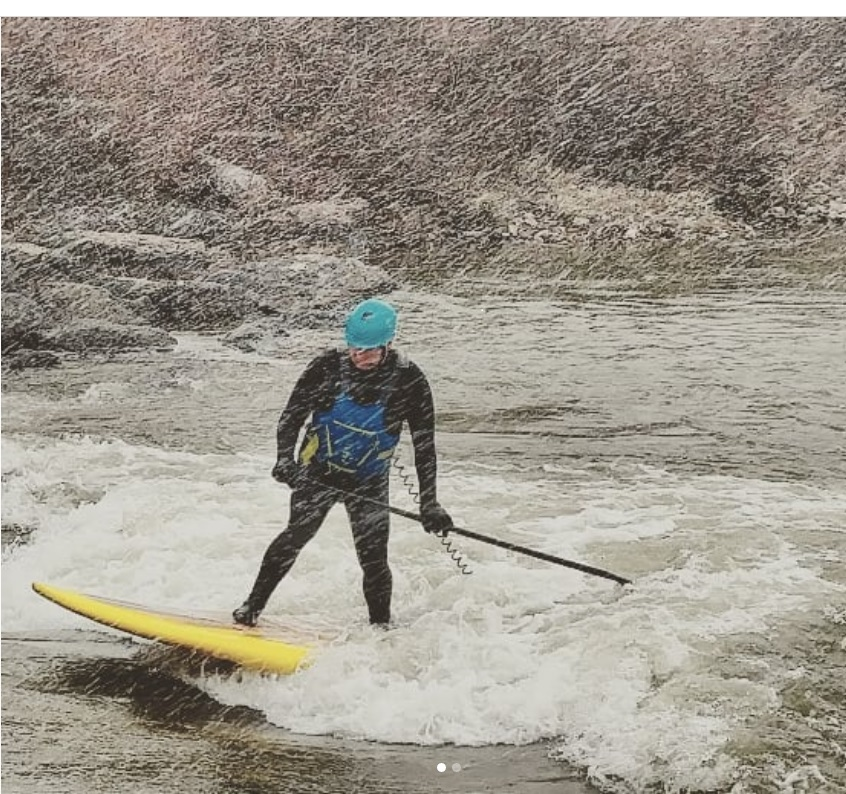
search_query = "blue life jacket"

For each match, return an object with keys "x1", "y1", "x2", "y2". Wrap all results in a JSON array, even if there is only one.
[{"x1": 300, "y1": 353, "x2": 402, "y2": 480}]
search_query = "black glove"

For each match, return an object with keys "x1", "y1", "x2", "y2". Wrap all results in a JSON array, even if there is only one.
[
  {"x1": 421, "y1": 502, "x2": 453, "y2": 537},
  {"x1": 271, "y1": 458, "x2": 307, "y2": 489}
]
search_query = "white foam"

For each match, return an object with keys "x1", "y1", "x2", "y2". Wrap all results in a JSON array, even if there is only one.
[{"x1": 4, "y1": 433, "x2": 844, "y2": 792}]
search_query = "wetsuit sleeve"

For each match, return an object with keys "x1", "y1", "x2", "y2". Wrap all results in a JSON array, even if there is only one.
[
  {"x1": 402, "y1": 362, "x2": 440, "y2": 507},
  {"x1": 276, "y1": 353, "x2": 332, "y2": 461}
]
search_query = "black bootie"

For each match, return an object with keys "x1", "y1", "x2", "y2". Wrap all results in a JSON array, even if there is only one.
[{"x1": 232, "y1": 601, "x2": 261, "y2": 627}]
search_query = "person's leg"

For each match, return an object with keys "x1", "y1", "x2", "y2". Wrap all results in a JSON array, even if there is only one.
[
  {"x1": 345, "y1": 476, "x2": 392, "y2": 626},
  {"x1": 234, "y1": 479, "x2": 337, "y2": 625}
]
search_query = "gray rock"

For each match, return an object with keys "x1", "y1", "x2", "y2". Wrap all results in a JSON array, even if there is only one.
[
  {"x1": 205, "y1": 157, "x2": 269, "y2": 202},
  {"x1": 209, "y1": 257, "x2": 319, "y2": 302},
  {"x1": 312, "y1": 258, "x2": 399, "y2": 301},
  {"x1": 55, "y1": 230, "x2": 213, "y2": 282},
  {"x1": 3, "y1": 281, "x2": 159, "y2": 355},
  {"x1": 38, "y1": 281, "x2": 148, "y2": 327},
  {"x1": 244, "y1": 199, "x2": 370, "y2": 245},
  {"x1": 100, "y1": 279, "x2": 258, "y2": 331},
  {"x1": 2, "y1": 291, "x2": 47, "y2": 351},
  {"x1": 160, "y1": 207, "x2": 231, "y2": 241},
  {"x1": 222, "y1": 318, "x2": 290, "y2": 353},
  {"x1": 207, "y1": 254, "x2": 398, "y2": 320},
  {"x1": 284, "y1": 302, "x2": 347, "y2": 330},
  {"x1": 2, "y1": 349, "x2": 62, "y2": 372},
  {"x1": 4, "y1": 239, "x2": 400, "y2": 362},
  {"x1": 2, "y1": 241, "x2": 71, "y2": 290},
  {"x1": 41, "y1": 321, "x2": 177, "y2": 353}
]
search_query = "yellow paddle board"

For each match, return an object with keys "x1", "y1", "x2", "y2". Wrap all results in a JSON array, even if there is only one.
[{"x1": 32, "y1": 582, "x2": 313, "y2": 675}]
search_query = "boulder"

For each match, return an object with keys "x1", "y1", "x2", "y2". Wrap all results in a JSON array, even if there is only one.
[
  {"x1": 100, "y1": 278, "x2": 259, "y2": 331},
  {"x1": 2, "y1": 282, "x2": 174, "y2": 361},
  {"x1": 1, "y1": 241, "x2": 72, "y2": 290},
  {"x1": 222, "y1": 318, "x2": 290, "y2": 354},
  {"x1": 207, "y1": 254, "x2": 399, "y2": 320},
  {"x1": 1, "y1": 291, "x2": 46, "y2": 351},
  {"x1": 41, "y1": 320, "x2": 177, "y2": 353},
  {"x1": 38, "y1": 281, "x2": 148, "y2": 327},
  {"x1": 311, "y1": 258, "x2": 399, "y2": 303},
  {"x1": 206, "y1": 157, "x2": 269, "y2": 202},
  {"x1": 160, "y1": 207, "x2": 232, "y2": 242},
  {"x1": 286, "y1": 198, "x2": 370, "y2": 242},
  {"x1": 243, "y1": 198, "x2": 370, "y2": 246},
  {"x1": 2, "y1": 349, "x2": 62, "y2": 372},
  {"x1": 53, "y1": 230, "x2": 213, "y2": 282}
]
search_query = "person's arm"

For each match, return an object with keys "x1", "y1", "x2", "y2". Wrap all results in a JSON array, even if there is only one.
[
  {"x1": 276, "y1": 353, "x2": 331, "y2": 462},
  {"x1": 404, "y1": 363, "x2": 439, "y2": 507},
  {"x1": 403, "y1": 363, "x2": 453, "y2": 535}
]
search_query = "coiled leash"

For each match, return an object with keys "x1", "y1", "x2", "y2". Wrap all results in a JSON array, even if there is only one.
[{"x1": 392, "y1": 457, "x2": 472, "y2": 576}]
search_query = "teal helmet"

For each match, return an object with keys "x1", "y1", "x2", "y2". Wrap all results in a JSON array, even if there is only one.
[{"x1": 345, "y1": 298, "x2": 397, "y2": 349}]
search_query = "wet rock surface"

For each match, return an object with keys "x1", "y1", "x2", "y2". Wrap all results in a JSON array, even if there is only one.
[{"x1": 2, "y1": 233, "x2": 398, "y2": 366}]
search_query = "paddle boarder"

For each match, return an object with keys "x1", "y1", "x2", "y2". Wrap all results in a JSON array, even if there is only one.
[{"x1": 233, "y1": 298, "x2": 454, "y2": 628}]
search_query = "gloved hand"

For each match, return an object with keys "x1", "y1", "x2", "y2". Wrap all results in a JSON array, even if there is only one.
[
  {"x1": 271, "y1": 458, "x2": 307, "y2": 489},
  {"x1": 421, "y1": 502, "x2": 454, "y2": 537}
]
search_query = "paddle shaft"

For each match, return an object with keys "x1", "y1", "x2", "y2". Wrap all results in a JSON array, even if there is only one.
[{"x1": 309, "y1": 478, "x2": 632, "y2": 587}]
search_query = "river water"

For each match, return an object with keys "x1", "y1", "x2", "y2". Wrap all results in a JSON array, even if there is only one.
[{"x1": 2, "y1": 266, "x2": 845, "y2": 793}]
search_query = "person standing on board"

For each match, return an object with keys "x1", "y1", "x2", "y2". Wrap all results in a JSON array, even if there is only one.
[{"x1": 233, "y1": 298, "x2": 454, "y2": 628}]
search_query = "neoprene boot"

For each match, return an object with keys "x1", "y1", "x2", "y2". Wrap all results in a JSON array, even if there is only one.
[{"x1": 232, "y1": 601, "x2": 260, "y2": 627}]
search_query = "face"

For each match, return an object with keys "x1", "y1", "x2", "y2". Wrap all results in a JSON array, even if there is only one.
[{"x1": 348, "y1": 344, "x2": 390, "y2": 370}]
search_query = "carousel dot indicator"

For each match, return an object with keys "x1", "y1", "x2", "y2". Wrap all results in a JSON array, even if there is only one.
[
  {"x1": 437, "y1": 762, "x2": 446, "y2": 772},
  {"x1": 452, "y1": 763, "x2": 462, "y2": 772}
]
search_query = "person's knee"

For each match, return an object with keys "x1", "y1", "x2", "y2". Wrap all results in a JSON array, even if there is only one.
[{"x1": 267, "y1": 524, "x2": 313, "y2": 559}]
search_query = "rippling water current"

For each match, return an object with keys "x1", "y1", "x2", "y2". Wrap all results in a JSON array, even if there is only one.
[{"x1": 3, "y1": 276, "x2": 844, "y2": 794}]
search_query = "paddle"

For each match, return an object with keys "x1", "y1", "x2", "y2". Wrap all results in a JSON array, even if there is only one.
[{"x1": 301, "y1": 475, "x2": 632, "y2": 587}]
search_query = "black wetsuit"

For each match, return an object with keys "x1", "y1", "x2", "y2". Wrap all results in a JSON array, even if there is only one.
[{"x1": 243, "y1": 348, "x2": 440, "y2": 625}]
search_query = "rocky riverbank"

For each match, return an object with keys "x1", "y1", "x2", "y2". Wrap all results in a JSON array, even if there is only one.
[
  {"x1": 3, "y1": 18, "x2": 845, "y2": 371},
  {"x1": 1, "y1": 229, "x2": 398, "y2": 370}
]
